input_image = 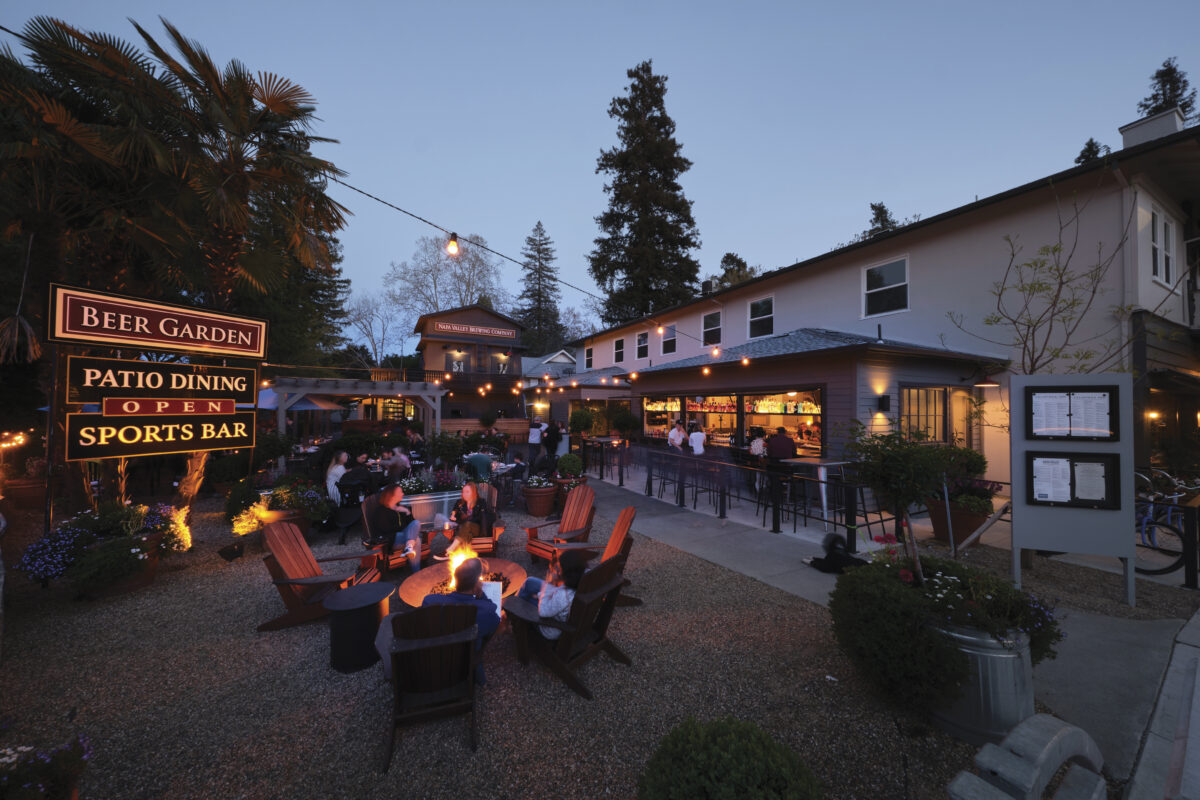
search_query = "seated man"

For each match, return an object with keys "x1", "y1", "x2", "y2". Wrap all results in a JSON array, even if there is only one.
[
  {"x1": 373, "y1": 484, "x2": 423, "y2": 573},
  {"x1": 421, "y1": 557, "x2": 500, "y2": 683},
  {"x1": 464, "y1": 451, "x2": 494, "y2": 482}
]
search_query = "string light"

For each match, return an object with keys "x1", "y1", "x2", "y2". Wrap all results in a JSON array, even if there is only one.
[
  {"x1": 741, "y1": 357, "x2": 750, "y2": 366},
  {"x1": 446, "y1": 232, "x2": 459, "y2": 256}
]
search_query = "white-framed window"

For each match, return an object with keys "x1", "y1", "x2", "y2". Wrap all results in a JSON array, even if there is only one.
[
  {"x1": 864, "y1": 257, "x2": 908, "y2": 317},
  {"x1": 636, "y1": 331, "x2": 648, "y2": 359},
  {"x1": 614, "y1": 338, "x2": 625, "y2": 363},
  {"x1": 661, "y1": 324, "x2": 677, "y2": 355},
  {"x1": 585, "y1": 347, "x2": 593, "y2": 369},
  {"x1": 1152, "y1": 208, "x2": 1175, "y2": 286},
  {"x1": 748, "y1": 297, "x2": 773, "y2": 338},
  {"x1": 702, "y1": 311, "x2": 721, "y2": 346}
]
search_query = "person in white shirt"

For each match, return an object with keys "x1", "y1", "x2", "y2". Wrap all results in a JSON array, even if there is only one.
[
  {"x1": 527, "y1": 416, "x2": 548, "y2": 466},
  {"x1": 688, "y1": 423, "x2": 706, "y2": 456},
  {"x1": 324, "y1": 450, "x2": 348, "y2": 505},
  {"x1": 666, "y1": 420, "x2": 686, "y2": 453},
  {"x1": 514, "y1": 550, "x2": 589, "y2": 639}
]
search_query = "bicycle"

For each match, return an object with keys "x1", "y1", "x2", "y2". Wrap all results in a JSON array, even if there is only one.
[{"x1": 1133, "y1": 469, "x2": 1191, "y2": 575}]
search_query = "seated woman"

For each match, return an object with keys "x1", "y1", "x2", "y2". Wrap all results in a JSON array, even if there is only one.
[
  {"x1": 325, "y1": 450, "x2": 349, "y2": 505},
  {"x1": 514, "y1": 550, "x2": 589, "y2": 640},
  {"x1": 433, "y1": 482, "x2": 490, "y2": 560},
  {"x1": 373, "y1": 484, "x2": 423, "y2": 572}
]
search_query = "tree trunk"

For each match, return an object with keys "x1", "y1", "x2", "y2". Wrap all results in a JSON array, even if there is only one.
[{"x1": 174, "y1": 451, "x2": 209, "y2": 508}]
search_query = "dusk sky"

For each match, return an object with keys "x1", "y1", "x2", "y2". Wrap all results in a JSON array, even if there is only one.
[{"x1": 5, "y1": 0, "x2": 1198, "y2": 345}]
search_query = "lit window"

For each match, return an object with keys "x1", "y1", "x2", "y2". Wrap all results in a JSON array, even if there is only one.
[
  {"x1": 864, "y1": 258, "x2": 908, "y2": 317},
  {"x1": 614, "y1": 338, "x2": 625, "y2": 363},
  {"x1": 585, "y1": 347, "x2": 593, "y2": 369},
  {"x1": 702, "y1": 311, "x2": 721, "y2": 346},
  {"x1": 636, "y1": 332, "x2": 648, "y2": 359},
  {"x1": 748, "y1": 298, "x2": 773, "y2": 338},
  {"x1": 900, "y1": 387, "x2": 947, "y2": 442},
  {"x1": 661, "y1": 324, "x2": 677, "y2": 355}
]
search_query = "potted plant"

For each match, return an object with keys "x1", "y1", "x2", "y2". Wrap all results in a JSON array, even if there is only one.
[
  {"x1": 829, "y1": 550, "x2": 1062, "y2": 744},
  {"x1": 0, "y1": 732, "x2": 90, "y2": 799},
  {"x1": 18, "y1": 501, "x2": 189, "y2": 595},
  {"x1": 925, "y1": 445, "x2": 1003, "y2": 546},
  {"x1": 2, "y1": 455, "x2": 47, "y2": 510},
  {"x1": 523, "y1": 474, "x2": 557, "y2": 517},
  {"x1": 638, "y1": 716, "x2": 821, "y2": 799},
  {"x1": 429, "y1": 431, "x2": 464, "y2": 470}
]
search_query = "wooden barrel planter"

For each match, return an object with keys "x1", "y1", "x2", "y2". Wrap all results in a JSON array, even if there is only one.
[
  {"x1": 552, "y1": 476, "x2": 588, "y2": 507},
  {"x1": 931, "y1": 625, "x2": 1034, "y2": 745},
  {"x1": 523, "y1": 486, "x2": 557, "y2": 517},
  {"x1": 926, "y1": 502, "x2": 990, "y2": 547}
]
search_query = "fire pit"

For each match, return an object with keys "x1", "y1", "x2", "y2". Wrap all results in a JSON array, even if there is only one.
[{"x1": 397, "y1": 557, "x2": 527, "y2": 608}]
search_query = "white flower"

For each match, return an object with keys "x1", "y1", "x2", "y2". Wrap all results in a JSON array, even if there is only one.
[{"x1": 131, "y1": 548, "x2": 140, "y2": 554}]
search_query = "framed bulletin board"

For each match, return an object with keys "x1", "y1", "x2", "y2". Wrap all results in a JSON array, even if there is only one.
[
  {"x1": 1024, "y1": 385, "x2": 1119, "y2": 441},
  {"x1": 1025, "y1": 451, "x2": 1121, "y2": 510}
]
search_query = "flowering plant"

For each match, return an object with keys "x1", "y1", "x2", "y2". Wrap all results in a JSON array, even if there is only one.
[
  {"x1": 431, "y1": 470, "x2": 464, "y2": 492},
  {"x1": 17, "y1": 502, "x2": 188, "y2": 587},
  {"x1": 829, "y1": 550, "x2": 1061, "y2": 711},
  {"x1": 0, "y1": 733, "x2": 90, "y2": 799},
  {"x1": 524, "y1": 474, "x2": 554, "y2": 489},
  {"x1": 266, "y1": 477, "x2": 333, "y2": 522},
  {"x1": 398, "y1": 474, "x2": 433, "y2": 495}
]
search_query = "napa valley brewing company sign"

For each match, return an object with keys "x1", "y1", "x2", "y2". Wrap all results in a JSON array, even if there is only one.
[
  {"x1": 50, "y1": 285, "x2": 266, "y2": 461},
  {"x1": 49, "y1": 284, "x2": 267, "y2": 358},
  {"x1": 432, "y1": 321, "x2": 516, "y2": 339}
]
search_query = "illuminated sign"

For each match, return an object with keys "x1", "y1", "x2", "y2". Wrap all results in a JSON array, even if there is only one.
[
  {"x1": 432, "y1": 321, "x2": 516, "y2": 339},
  {"x1": 67, "y1": 356, "x2": 256, "y2": 404},
  {"x1": 65, "y1": 411, "x2": 256, "y2": 461},
  {"x1": 50, "y1": 284, "x2": 267, "y2": 358},
  {"x1": 101, "y1": 398, "x2": 235, "y2": 416}
]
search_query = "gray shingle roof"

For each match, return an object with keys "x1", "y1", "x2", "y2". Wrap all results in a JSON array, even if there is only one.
[{"x1": 635, "y1": 327, "x2": 989, "y2": 373}]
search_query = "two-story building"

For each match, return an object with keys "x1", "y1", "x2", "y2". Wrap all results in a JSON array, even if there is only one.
[{"x1": 566, "y1": 109, "x2": 1200, "y2": 479}]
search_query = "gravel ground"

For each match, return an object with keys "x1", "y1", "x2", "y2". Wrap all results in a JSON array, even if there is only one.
[{"x1": 3, "y1": 496, "x2": 1171, "y2": 800}]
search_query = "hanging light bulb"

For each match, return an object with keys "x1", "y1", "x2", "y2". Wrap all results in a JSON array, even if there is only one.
[
  {"x1": 446, "y1": 232, "x2": 459, "y2": 256},
  {"x1": 711, "y1": 347, "x2": 720, "y2": 357}
]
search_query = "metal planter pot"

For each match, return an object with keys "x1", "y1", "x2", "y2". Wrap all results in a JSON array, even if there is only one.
[{"x1": 931, "y1": 625, "x2": 1034, "y2": 746}]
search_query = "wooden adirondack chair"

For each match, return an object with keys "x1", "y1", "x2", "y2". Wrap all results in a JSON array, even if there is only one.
[
  {"x1": 524, "y1": 484, "x2": 596, "y2": 562},
  {"x1": 258, "y1": 521, "x2": 381, "y2": 632},
  {"x1": 383, "y1": 604, "x2": 479, "y2": 770},
  {"x1": 553, "y1": 506, "x2": 642, "y2": 606},
  {"x1": 501, "y1": 554, "x2": 631, "y2": 699},
  {"x1": 361, "y1": 492, "x2": 437, "y2": 573},
  {"x1": 467, "y1": 483, "x2": 504, "y2": 556}
]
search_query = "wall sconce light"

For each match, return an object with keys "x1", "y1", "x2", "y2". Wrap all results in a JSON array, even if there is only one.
[
  {"x1": 446, "y1": 232, "x2": 459, "y2": 256},
  {"x1": 702, "y1": 367, "x2": 711, "y2": 376},
  {"x1": 601, "y1": 377, "x2": 608, "y2": 383},
  {"x1": 1147, "y1": 410, "x2": 1161, "y2": 420},
  {"x1": 711, "y1": 347, "x2": 720, "y2": 357},
  {"x1": 656, "y1": 326, "x2": 664, "y2": 335},
  {"x1": 876, "y1": 395, "x2": 891, "y2": 412},
  {"x1": 571, "y1": 380, "x2": 578, "y2": 387},
  {"x1": 629, "y1": 372, "x2": 638, "y2": 380}
]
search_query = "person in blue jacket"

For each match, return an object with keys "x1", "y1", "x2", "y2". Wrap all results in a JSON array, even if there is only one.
[{"x1": 421, "y1": 558, "x2": 500, "y2": 683}]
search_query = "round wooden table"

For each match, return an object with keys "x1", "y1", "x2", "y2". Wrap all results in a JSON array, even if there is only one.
[{"x1": 397, "y1": 558, "x2": 527, "y2": 608}]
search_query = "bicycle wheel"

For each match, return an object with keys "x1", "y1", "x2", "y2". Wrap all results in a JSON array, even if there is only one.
[{"x1": 1135, "y1": 519, "x2": 1186, "y2": 575}]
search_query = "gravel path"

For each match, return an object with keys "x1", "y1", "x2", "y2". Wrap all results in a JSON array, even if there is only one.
[{"x1": 0, "y1": 497, "x2": 1048, "y2": 800}]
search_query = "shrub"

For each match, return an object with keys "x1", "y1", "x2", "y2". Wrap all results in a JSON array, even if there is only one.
[
  {"x1": 429, "y1": 432, "x2": 464, "y2": 468},
  {"x1": 225, "y1": 476, "x2": 262, "y2": 522},
  {"x1": 479, "y1": 410, "x2": 497, "y2": 428},
  {"x1": 609, "y1": 407, "x2": 640, "y2": 437},
  {"x1": 829, "y1": 554, "x2": 1061, "y2": 712},
  {"x1": 67, "y1": 536, "x2": 149, "y2": 594},
  {"x1": 638, "y1": 716, "x2": 821, "y2": 800},
  {"x1": 252, "y1": 431, "x2": 295, "y2": 468},
  {"x1": 555, "y1": 453, "x2": 583, "y2": 477},
  {"x1": 569, "y1": 408, "x2": 595, "y2": 435}
]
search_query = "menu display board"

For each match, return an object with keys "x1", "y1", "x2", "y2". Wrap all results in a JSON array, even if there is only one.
[
  {"x1": 1025, "y1": 385, "x2": 1119, "y2": 441},
  {"x1": 1026, "y1": 451, "x2": 1120, "y2": 510}
]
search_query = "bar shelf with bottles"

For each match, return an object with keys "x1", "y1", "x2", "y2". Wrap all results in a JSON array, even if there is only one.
[
  {"x1": 744, "y1": 390, "x2": 822, "y2": 452},
  {"x1": 641, "y1": 388, "x2": 823, "y2": 452}
]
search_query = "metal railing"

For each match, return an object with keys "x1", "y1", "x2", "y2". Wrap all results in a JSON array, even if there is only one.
[{"x1": 578, "y1": 440, "x2": 894, "y2": 551}]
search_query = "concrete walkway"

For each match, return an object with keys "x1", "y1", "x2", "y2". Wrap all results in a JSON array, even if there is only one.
[{"x1": 585, "y1": 472, "x2": 1195, "y2": 796}]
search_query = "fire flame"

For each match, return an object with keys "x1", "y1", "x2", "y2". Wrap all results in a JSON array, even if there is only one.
[
  {"x1": 171, "y1": 506, "x2": 193, "y2": 551},
  {"x1": 446, "y1": 542, "x2": 480, "y2": 591}
]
